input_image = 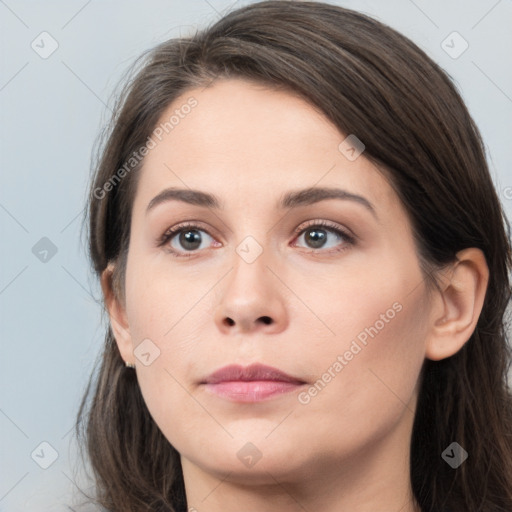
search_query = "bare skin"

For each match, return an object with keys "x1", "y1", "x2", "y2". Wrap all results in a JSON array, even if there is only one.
[{"x1": 102, "y1": 78, "x2": 489, "y2": 512}]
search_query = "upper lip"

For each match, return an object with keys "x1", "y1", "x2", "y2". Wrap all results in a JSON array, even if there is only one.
[{"x1": 202, "y1": 363, "x2": 306, "y2": 385}]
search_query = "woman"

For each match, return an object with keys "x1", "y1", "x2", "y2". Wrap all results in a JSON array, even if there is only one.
[{"x1": 75, "y1": 1, "x2": 512, "y2": 511}]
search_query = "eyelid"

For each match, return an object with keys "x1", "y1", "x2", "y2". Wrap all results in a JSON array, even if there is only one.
[
  {"x1": 158, "y1": 220, "x2": 217, "y2": 245},
  {"x1": 292, "y1": 218, "x2": 356, "y2": 242}
]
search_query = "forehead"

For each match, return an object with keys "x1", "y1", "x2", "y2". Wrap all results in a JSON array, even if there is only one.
[{"x1": 132, "y1": 78, "x2": 397, "y2": 217}]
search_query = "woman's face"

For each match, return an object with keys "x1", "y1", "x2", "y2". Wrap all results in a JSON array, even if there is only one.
[{"x1": 113, "y1": 78, "x2": 433, "y2": 484}]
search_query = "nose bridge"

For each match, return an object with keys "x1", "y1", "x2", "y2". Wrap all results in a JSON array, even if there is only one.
[
  {"x1": 228, "y1": 235, "x2": 274, "y2": 304},
  {"x1": 230, "y1": 213, "x2": 273, "y2": 286},
  {"x1": 213, "y1": 232, "x2": 288, "y2": 334}
]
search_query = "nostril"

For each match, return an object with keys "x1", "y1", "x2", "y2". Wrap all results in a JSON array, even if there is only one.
[{"x1": 223, "y1": 316, "x2": 272, "y2": 326}]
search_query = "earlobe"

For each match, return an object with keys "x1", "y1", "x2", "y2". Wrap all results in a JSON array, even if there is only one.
[
  {"x1": 100, "y1": 263, "x2": 133, "y2": 362},
  {"x1": 425, "y1": 248, "x2": 489, "y2": 361}
]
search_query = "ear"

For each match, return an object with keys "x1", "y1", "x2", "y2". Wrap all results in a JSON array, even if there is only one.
[
  {"x1": 100, "y1": 263, "x2": 134, "y2": 365},
  {"x1": 425, "y1": 248, "x2": 489, "y2": 361}
]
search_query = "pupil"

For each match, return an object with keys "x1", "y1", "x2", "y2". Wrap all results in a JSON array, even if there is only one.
[{"x1": 306, "y1": 228, "x2": 326, "y2": 248}]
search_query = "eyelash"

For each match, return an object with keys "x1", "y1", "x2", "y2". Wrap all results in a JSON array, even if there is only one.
[{"x1": 157, "y1": 219, "x2": 356, "y2": 258}]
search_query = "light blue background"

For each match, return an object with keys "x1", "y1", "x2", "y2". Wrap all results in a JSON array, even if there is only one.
[{"x1": 1, "y1": 0, "x2": 511, "y2": 510}]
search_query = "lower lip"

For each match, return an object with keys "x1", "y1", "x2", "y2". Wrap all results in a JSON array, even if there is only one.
[{"x1": 204, "y1": 380, "x2": 303, "y2": 402}]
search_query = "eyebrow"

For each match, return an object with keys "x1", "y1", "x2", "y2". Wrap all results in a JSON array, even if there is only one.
[{"x1": 146, "y1": 186, "x2": 377, "y2": 218}]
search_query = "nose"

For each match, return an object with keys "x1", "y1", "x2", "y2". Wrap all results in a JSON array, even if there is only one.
[{"x1": 214, "y1": 248, "x2": 289, "y2": 335}]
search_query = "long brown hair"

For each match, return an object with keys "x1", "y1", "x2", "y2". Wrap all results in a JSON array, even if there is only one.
[{"x1": 75, "y1": 2, "x2": 512, "y2": 510}]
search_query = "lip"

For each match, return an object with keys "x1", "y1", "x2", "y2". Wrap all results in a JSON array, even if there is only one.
[{"x1": 201, "y1": 363, "x2": 306, "y2": 403}]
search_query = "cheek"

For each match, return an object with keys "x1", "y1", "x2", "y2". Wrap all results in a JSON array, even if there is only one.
[
  {"x1": 295, "y1": 261, "x2": 429, "y2": 431},
  {"x1": 306, "y1": 287, "x2": 427, "y2": 440},
  {"x1": 124, "y1": 252, "x2": 195, "y2": 343},
  {"x1": 123, "y1": 257, "x2": 212, "y2": 445},
  {"x1": 136, "y1": 368, "x2": 215, "y2": 460},
  {"x1": 125, "y1": 277, "x2": 199, "y2": 391}
]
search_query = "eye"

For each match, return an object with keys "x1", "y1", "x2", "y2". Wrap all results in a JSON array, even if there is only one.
[
  {"x1": 158, "y1": 219, "x2": 355, "y2": 258},
  {"x1": 293, "y1": 220, "x2": 355, "y2": 254},
  {"x1": 158, "y1": 222, "x2": 218, "y2": 257}
]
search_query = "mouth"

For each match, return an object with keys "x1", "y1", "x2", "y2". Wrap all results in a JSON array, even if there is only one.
[{"x1": 201, "y1": 363, "x2": 307, "y2": 403}]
